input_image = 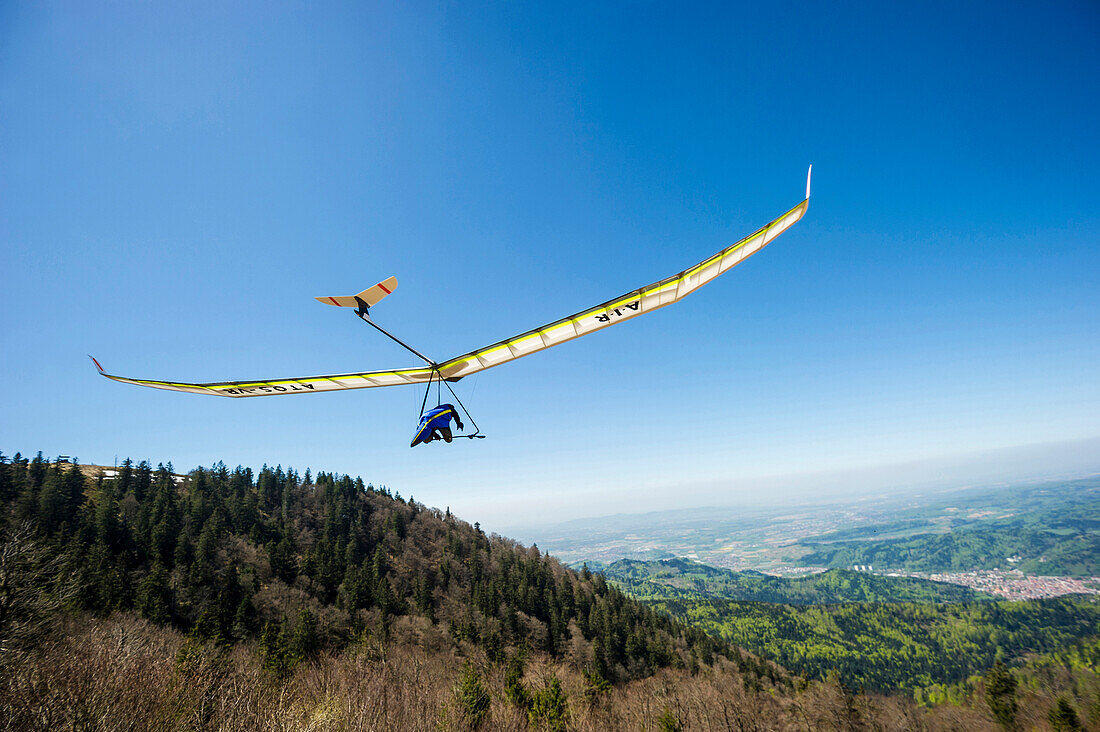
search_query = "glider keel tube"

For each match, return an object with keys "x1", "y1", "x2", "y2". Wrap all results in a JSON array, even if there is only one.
[{"x1": 93, "y1": 191, "x2": 808, "y2": 397}]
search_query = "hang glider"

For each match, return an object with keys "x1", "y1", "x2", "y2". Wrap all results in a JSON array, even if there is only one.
[{"x1": 92, "y1": 169, "x2": 811, "y2": 398}]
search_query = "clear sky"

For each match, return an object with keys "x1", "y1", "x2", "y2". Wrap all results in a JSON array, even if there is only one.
[{"x1": 2, "y1": 1, "x2": 1098, "y2": 531}]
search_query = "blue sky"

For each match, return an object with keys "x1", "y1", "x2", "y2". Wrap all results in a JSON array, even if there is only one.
[{"x1": 2, "y1": 1, "x2": 1098, "y2": 530}]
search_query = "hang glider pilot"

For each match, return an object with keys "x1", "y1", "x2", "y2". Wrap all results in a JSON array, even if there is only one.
[{"x1": 411, "y1": 403, "x2": 464, "y2": 447}]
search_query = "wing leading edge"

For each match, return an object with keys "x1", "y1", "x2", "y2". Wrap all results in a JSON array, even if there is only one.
[
  {"x1": 93, "y1": 189, "x2": 809, "y2": 398},
  {"x1": 434, "y1": 196, "x2": 808, "y2": 381}
]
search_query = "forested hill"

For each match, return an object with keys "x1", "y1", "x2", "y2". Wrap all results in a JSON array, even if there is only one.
[
  {"x1": 598, "y1": 560, "x2": 1100, "y2": 695},
  {"x1": 601, "y1": 558, "x2": 990, "y2": 604},
  {"x1": 801, "y1": 481, "x2": 1100, "y2": 576},
  {"x1": 5, "y1": 453, "x2": 1100, "y2": 728},
  {"x1": 0, "y1": 452, "x2": 761, "y2": 686},
  {"x1": 649, "y1": 594, "x2": 1100, "y2": 695}
]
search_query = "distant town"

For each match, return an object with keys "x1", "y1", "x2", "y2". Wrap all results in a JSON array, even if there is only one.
[{"x1": 888, "y1": 568, "x2": 1100, "y2": 601}]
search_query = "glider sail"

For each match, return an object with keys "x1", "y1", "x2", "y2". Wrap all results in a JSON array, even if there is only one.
[
  {"x1": 434, "y1": 196, "x2": 808, "y2": 381},
  {"x1": 93, "y1": 181, "x2": 809, "y2": 398}
]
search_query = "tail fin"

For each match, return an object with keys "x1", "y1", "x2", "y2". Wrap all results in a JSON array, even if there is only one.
[{"x1": 316, "y1": 276, "x2": 398, "y2": 308}]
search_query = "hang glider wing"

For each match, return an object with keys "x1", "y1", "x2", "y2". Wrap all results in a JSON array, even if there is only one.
[
  {"x1": 89, "y1": 355, "x2": 441, "y2": 397},
  {"x1": 92, "y1": 175, "x2": 809, "y2": 398},
  {"x1": 432, "y1": 193, "x2": 810, "y2": 381}
]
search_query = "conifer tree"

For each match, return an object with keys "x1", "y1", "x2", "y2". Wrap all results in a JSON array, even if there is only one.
[
  {"x1": 259, "y1": 620, "x2": 298, "y2": 678},
  {"x1": 454, "y1": 661, "x2": 491, "y2": 729},
  {"x1": 34, "y1": 465, "x2": 66, "y2": 534},
  {"x1": 232, "y1": 596, "x2": 255, "y2": 640},
  {"x1": 137, "y1": 562, "x2": 172, "y2": 624},
  {"x1": 529, "y1": 676, "x2": 568, "y2": 731},
  {"x1": 1049, "y1": 697, "x2": 1081, "y2": 732},
  {"x1": 0, "y1": 452, "x2": 12, "y2": 505},
  {"x1": 270, "y1": 534, "x2": 297, "y2": 584},
  {"x1": 656, "y1": 706, "x2": 683, "y2": 732},
  {"x1": 985, "y1": 661, "x2": 1018, "y2": 730},
  {"x1": 134, "y1": 460, "x2": 152, "y2": 502},
  {"x1": 290, "y1": 608, "x2": 319, "y2": 660},
  {"x1": 504, "y1": 652, "x2": 530, "y2": 709},
  {"x1": 116, "y1": 458, "x2": 134, "y2": 498},
  {"x1": 93, "y1": 481, "x2": 124, "y2": 552}
]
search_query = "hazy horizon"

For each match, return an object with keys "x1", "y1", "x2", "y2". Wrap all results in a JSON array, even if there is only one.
[
  {"x1": 6, "y1": 433, "x2": 1094, "y2": 535},
  {"x1": 486, "y1": 435, "x2": 1100, "y2": 533}
]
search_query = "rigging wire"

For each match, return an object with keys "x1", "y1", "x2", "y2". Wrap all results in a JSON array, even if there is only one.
[
  {"x1": 440, "y1": 374, "x2": 484, "y2": 438},
  {"x1": 357, "y1": 304, "x2": 484, "y2": 440},
  {"x1": 418, "y1": 370, "x2": 434, "y2": 418},
  {"x1": 417, "y1": 368, "x2": 484, "y2": 438}
]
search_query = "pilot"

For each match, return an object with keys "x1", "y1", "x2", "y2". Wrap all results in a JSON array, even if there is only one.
[{"x1": 411, "y1": 403, "x2": 464, "y2": 447}]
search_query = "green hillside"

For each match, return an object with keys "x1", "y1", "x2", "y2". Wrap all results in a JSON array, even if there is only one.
[
  {"x1": 801, "y1": 495, "x2": 1100, "y2": 576},
  {"x1": 601, "y1": 558, "x2": 991, "y2": 604},
  {"x1": 600, "y1": 557, "x2": 1100, "y2": 693},
  {"x1": 646, "y1": 594, "x2": 1100, "y2": 694}
]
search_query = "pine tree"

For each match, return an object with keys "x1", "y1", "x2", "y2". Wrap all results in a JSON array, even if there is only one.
[
  {"x1": 117, "y1": 458, "x2": 134, "y2": 498},
  {"x1": 984, "y1": 661, "x2": 1018, "y2": 730},
  {"x1": 270, "y1": 535, "x2": 297, "y2": 584},
  {"x1": 504, "y1": 652, "x2": 530, "y2": 709},
  {"x1": 0, "y1": 452, "x2": 12, "y2": 505},
  {"x1": 413, "y1": 571, "x2": 433, "y2": 619},
  {"x1": 1049, "y1": 697, "x2": 1082, "y2": 732},
  {"x1": 656, "y1": 706, "x2": 683, "y2": 732},
  {"x1": 134, "y1": 460, "x2": 152, "y2": 502},
  {"x1": 136, "y1": 562, "x2": 173, "y2": 624},
  {"x1": 259, "y1": 620, "x2": 298, "y2": 678},
  {"x1": 529, "y1": 676, "x2": 568, "y2": 731},
  {"x1": 454, "y1": 661, "x2": 491, "y2": 729},
  {"x1": 36, "y1": 460, "x2": 87, "y2": 536},
  {"x1": 289, "y1": 608, "x2": 319, "y2": 660},
  {"x1": 189, "y1": 514, "x2": 221, "y2": 585},
  {"x1": 93, "y1": 481, "x2": 124, "y2": 552},
  {"x1": 232, "y1": 596, "x2": 255, "y2": 640},
  {"x1": 371, "y1": 544, "x2": 386, "y2": 584},
  {"x1": 582, "y1": 666, "x2": 611, "y2": 702}
]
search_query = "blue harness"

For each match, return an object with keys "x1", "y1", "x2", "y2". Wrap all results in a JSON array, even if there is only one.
[{"x1": 411, "y1": 404, "x2": 460, "y2": 447}]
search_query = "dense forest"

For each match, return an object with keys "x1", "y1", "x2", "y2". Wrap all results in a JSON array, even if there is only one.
[
  {"x1": 601, "y1": 558, "x2": 991, "y2": 604},
  {"x1": 644, "y1": 594, "x2": 1100, "y2": 695},
  {"x1": 0, "y1": 451, "x2": 745, "y2": 685},
  {"x1": 2, "y1": 450, "x2": 1100, "y2": 730},
  {"x1": 600, "y1": 558, "x2": 1100, "y2": 695}
]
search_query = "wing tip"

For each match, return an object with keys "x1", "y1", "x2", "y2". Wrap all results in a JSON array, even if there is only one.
[
  {"x1": 88, "y1": 355, "x2": 106, "y2": 374},
  {"x1": 805, "y1": 164, "x2": 812, "y2": 200}
]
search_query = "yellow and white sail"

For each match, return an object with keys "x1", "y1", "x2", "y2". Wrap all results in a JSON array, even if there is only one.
[{"x1": 93, "y1": 173, "x2": 810, "y2": 398}]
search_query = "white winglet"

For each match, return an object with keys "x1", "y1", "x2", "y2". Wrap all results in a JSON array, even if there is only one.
[
  {"x1": 316, "y1": 276, "x2": 398, "y2": 308},
  {"x1": 806, "y1": 164, "x2": 812, "y2": 200}
]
